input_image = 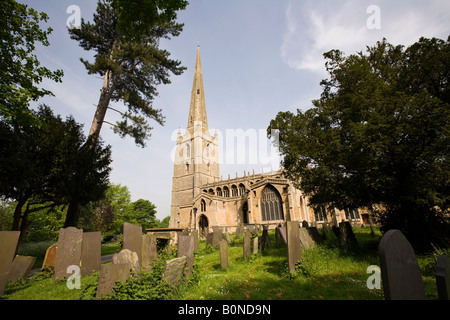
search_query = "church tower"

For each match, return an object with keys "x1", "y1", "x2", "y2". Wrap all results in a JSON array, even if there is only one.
[{"x1": 169, "y1": 46, "x2": 220, "y2": 228}]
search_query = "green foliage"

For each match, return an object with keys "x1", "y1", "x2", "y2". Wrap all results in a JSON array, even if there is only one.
[
  {"x1": 269, "y1": 36, "x2": 450, "y2": 250},
  {"x1": 0, "y1": 0, "x2": 63, "y2": 123},
  {"x1": 68, "y1": 0, "x2": 188, "y2": 147}
]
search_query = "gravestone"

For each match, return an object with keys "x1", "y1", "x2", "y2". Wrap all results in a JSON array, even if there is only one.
[
  {"x1": 235, "y1": 224, "x2": 244, "y2": 237},
  {"x1": 206, "y1": 233, "x2": 214, "y2": 246},
  {"x1": 81, "y1": 231, "x2": 101, "y2": 276},
  {"x1": 123, "y1": 222, "x2": 143, "y2": 266},
  {"x1": 142, "y1": 233, "x2": 158, "y2": 272},
  {"x1": 8, "y1": 255, "x2": 36, "y2": 283},
  {"x1": 252, "y1": 237, "x2": 259, "y2": 254},
  {"x1": 243, "y1": 231, "x2": 251, "y2": 259},
  {"x1": 308, "y1": 227, "x2": 323, "y2": 244},
  {"x1": 96, "y1": 264, "x2": 131, "y2": 299},
  {"x1": 0, "y1": 231, "x2": 20, "y2": 295},
  {"x1": 54, "y1": 227, "x2": 83, "y2": 281},
  {"x1": 299, "y1": 227, "x2": 316, "y2": 249},
  {"x1": 161, "y1": 256, "x2": 188, "y2": 286},
  {"x1": 286, "y1": 221, "x2": 302, "y2": 273},
  {"x1": 41, "y1": 244, "x2": 57, "y2": 270},
  {"x1": 339, "y1": 221, "x2": 358, "y2": 250},
  {"x1": 212, "y1": 227, "x2": 223, "y2": 247},
  {"x1": 436, "y1": 255, "x2": 450, "y2": 300},
  {"x1": 260, "y1": 225, "x2": 271, "y2": 251},
  {"x1": 113, "y1": 249, "x2": 139, "y2": 271},
  {"x1": 219, "y1": 240, "x2": 230, "y2": 268},
  {"x1": 275, "y1": 225, "x2": 287, "y2": 246},
  {"x1": 378, "y1": 229, "x2": 426, "y2": 300},
  {"x1": 193, "y1": 229, "x2": 199, "y2": 251},
  {"x1": 322, "y1": 223, "x2": 332, "y2": 239},
  {"x1": 178, "y1": 234, "x2": 194, "y2": 276},
  {"x1": 225, "y1": 233, "x2": 232, "y2": 244}
]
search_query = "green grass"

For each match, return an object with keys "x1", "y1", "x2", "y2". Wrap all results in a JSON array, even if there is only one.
[{"x1": 2, "y1": 226, "x2": 441, "y2": 300}]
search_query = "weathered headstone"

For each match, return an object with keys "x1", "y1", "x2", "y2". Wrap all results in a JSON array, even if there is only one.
[
  {"x1": 339, "y1": 221, "x2": 358, "y2": 250},
  {"x1": 243, "y1": 231, "x2": 251, "y2": 259},
  {"x1": 41, "y1": 244, "x2": 57, "y2": 270},
  {"x1": 142, "y1": 233, "x2": 158, "y2": 272},
  {"x1": 8, "y1": 255, "x2": 36, "y2": 283},
  {"x1": 161, "y1": 256, "x2": 188, "y2": 286},
  {"x1": 275, "y1": 225, "x2": 287, "y2": 246},
  {"x1": 225, "y1": 233, "x2": 232, "y2": 244},
  {"x1": 436, "y1": 255, "x2": 450, "y2": 300},
  {"x1": 299, "y1": 227, "x2": 316, "y2": 249},
  {"x1": 178, "y1": 234, "x2": 194, "y2": 276},
  {"x1": 96, "y1": 264, "x2": 131, "y2": 299},
  {"x1": 212, "y1": 227, "x2": 223, "y2": 247},
  {"x1": 54, "y1": 227, "x2": 83, "y2": 281},
  {"x1": 322, "y1": 223, "x2": 332, "y2": 239},
  {"x1": 206, "y1": 233, "x2": 214, "y2": 246},
  {"x1": 219, "y1": 239, "x2": 230, "y2": 268},
  {"x1": 113, "y1": 249, "x2": 139, "y2": 271},
  {"x1": 123, "y1": 222, "x2": 143, "y2": 266},
  {"x1": 378, "y1": 229, "x2": 426, "y2": 300},
  {"x1": 235, "y1": 224, "x2": 244, "y2": 237},
  {"x1": 81, "y1": 231, "x2": 101, "y2": 276},
  {"x1": 193, "y1": 229, "x2": 199, "y2": 251},
  {"x1": 260, "y1": 225, "x2": 271, "y2": 251},
  {"x1": 252, "y1": 237, "x2": 259, "y2": 254},
  {"x1": 308, "y1": 227, "x2": 323, "y2": 244},
  {"x1": 286, "y1": 221, "x2": 302, "y2": 273},
  {"x1": 0, "y1": 231, "x2": 20, "y2": 295}
]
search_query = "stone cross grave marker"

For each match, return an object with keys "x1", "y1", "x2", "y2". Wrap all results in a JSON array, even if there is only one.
[
  {"x1": 81, "y1": 231, "x2": 101, "y2": 276},
  {"x1": 378, "y1": 229, "x2": 426, "y2": 300},
  {"x1": 178, "y1": 234, "x2": 194, "y2": 276},
  {"x1": 54, "y1": 227, "x2": 83, "y2": 281},
  {"x1": 243, "y1": 231, "x2": 251, "y2": 259},
  {"x1": 142, "y1": 233, "x2": 158, "y2": 272},
  {"x1": 0, "y1": 231, "x2": 20, "y2": 295},
  {"x1": 219, "y1": 239, "x2": 230, "y2": 268},
  {"x1": 436, "y1": 255, "x2": 450, "y2": 300},
  {"x1": 161, "y1": 256, "x2": 188, "y2": 286},
  {"x1": 8, "y1": 255, "x2": 36, "y2": 283},
  {"x1": 96, "y1": 263, "x2": 131, "y2": 299},
  {"x1": 286, "y1": 221, "x2": 302, "y2": 273},
  {"x1": 123, "y1": 222, "x2": 142, "y2": 267}
]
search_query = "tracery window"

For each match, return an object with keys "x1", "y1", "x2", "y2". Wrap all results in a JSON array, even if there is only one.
[{"x1": 260, "y1": 185, "x2": 284, "y2": 221}]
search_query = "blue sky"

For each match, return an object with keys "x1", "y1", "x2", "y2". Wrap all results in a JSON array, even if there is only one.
[{"x1": 21, "y1": 0, "x2": 450, "y2": 220}]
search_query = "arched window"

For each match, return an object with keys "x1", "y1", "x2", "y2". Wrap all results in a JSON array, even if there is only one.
[
  {"x1": 260, "y1": 185, "x2": 284, "y2": 221},
  {"x1": 238, "y1": 183, "x2": 246, "y2": 196},
  {"x1": 216, "y1": 187, "x2": 222, "y2": 196},
  {"x1": 208, "y1": 188, "x2": 214, "y2": 195},
  {"x1": 201, "y1": 199, "x2": 206, "y2": 212},
  {"x1": 223, "y1": 186, "x2": 230, "y2": 197},
  {"x1": 231, "y1": 185, "x2": 238, "y2": 197}
]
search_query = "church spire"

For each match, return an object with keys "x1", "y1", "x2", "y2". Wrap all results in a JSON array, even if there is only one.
[{"x1": 187, "y1": 46, "x2": 208, "y2": 132}]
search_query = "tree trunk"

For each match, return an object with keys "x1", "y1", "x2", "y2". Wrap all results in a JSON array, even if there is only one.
[
  {"x1": 11, "y1": 199, "x2": 26, "y2": 231},
  {"x1": 64, "y1": 201, "x2": 81, "y2": 228}
]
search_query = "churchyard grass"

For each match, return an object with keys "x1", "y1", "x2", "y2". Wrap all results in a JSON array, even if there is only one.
[{"x1": 1, "y1": 226, "x2": 440, "y2": 300}]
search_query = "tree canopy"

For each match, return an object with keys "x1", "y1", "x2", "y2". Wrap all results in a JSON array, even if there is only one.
[{"x1": 269, "y1": 37, "x2": 450, "y2": 249}]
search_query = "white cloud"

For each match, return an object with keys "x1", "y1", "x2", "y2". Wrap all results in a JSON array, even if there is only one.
[{"x1": 281, "y1": 0, "x2": 450, "y2": 76}]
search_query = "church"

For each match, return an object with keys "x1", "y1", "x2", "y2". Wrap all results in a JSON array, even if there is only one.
[{"x1": 168, "y1": 47, "x2": 365, "y2": 235}]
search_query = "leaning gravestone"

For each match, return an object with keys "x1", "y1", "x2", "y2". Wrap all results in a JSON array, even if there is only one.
[
  {"x1": 339, "y1": 221, "x2": 358, "y2": 250},
  {"x1": 436, "y1": 255, "x2": 450, "y2": 300},
  {"x1": 178, "y1": 234, "x2": 194, "y2": 276},
  {"x1": 96, "y1": 263, "x2": 131, "y2": 299},
  {"x1": 299, "y1": 227, "x2": 316, "y2": 249},
  {"x1": 142, "y1": 233, "x2": 158, "y2": 272},
  {"x1": 0, "y1": 231, "x2": 20, "y2": 295},
  {"x1": 113, "y1": 249, "x2": 139, "y2": 271},
  {"x1": 286, "y1": 221, "x2": 302, "y2": 273},
  {"x1": 378, "y1": 229, "x2": 426, "y2": 300},
  {"x1": 260, "y1": 225, "x2": 271, "y2": 251},
  {"x1": 243, "y1": 231, "x2": 251, "y2": 259},
  {"x1": 161, "y1": 256, "x2": 188, "y2": 286},
  {"x1": 123, "y1": 222, "x2": 143, "y2": 266},
  {"x1": 81, "y1": 231, "x2": 101, "y2": 276},
  {"x1": 41, "y1": 244, "x2": 57, "y2": 270},
  {"x1": 8, "y1": 255, "x2": 36, "y2": 283},
  {"x1": 54, "y1": 227, "x2": 83, "y2": 281},
  {"x1": 275, "y1": 225, "x2": 287, "y2": 246},
  {"x1": 219, "y1": 239, "x2": 230, "y2": 268}
]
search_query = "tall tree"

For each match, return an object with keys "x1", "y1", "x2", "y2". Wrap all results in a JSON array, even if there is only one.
[
  {"x1": 0, "y1": 0, "x2": 63, "y2": 123},
  {"x1": 269, "y1": 37, "x2": 450, "y2": 250},
  {"x1": 68, "y1": 0, "x2": 188, "y2": 147}
]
